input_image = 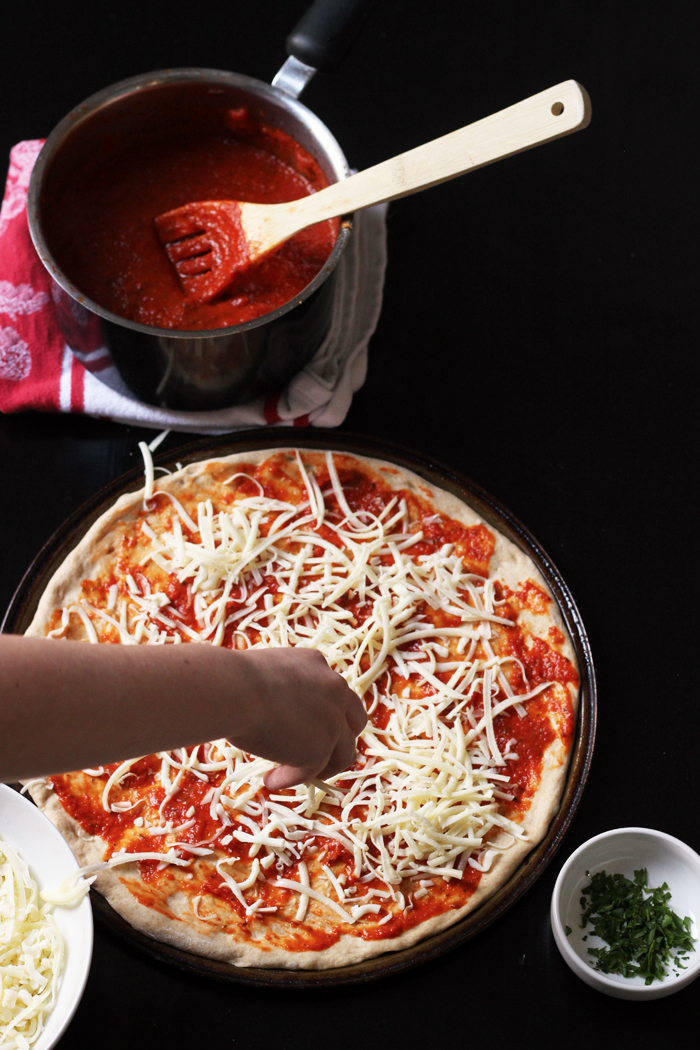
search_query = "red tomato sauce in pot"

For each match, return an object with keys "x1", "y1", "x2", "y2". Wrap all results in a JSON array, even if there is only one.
[{"x1": 42, "y1": 108, "x2": 338, "y2": 331}]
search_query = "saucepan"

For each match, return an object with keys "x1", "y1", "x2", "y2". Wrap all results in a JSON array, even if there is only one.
[{"x1": 27, "y1": 0, "x2": 373, "y2": 412}]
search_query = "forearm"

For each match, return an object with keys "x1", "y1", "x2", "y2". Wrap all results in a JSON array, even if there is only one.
[
  {"x1": 0, "y1": 635, "x2": 260, "y2": 782},
  {"x1": 0, "y1": 635, "x2": 366, "y2": 787}
]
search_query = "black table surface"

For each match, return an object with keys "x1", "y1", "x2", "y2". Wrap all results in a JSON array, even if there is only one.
[{"x1": 1, "y1": 1, "x2": 697, "y2": 1046}]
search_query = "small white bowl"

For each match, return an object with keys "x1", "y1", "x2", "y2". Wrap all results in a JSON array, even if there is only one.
[
  {"x1": 0, "y1": 783, "x2": 93, "y2": 1048},
  {"x1": 551, "y1": 827, "x2": 700, "y2": 1000}
]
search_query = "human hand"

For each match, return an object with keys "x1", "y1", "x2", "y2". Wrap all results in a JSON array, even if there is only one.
[{"x1": 232, "y1": 648, "x2": 367, "y2": 791}]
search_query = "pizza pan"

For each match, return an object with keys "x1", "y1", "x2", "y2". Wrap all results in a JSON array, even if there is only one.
[{"x1": 1, "y1": 428, "x2": 597, "y2": 987}]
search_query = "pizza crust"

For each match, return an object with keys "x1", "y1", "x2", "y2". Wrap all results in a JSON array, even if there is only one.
[{"x1": 26, "y1": 448, "x2": 578, "y2": 969}]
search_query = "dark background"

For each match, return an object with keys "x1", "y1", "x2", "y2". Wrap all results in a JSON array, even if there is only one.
[{"x1": 1, "y1": 1, "x2": 697, "y2": 1045}]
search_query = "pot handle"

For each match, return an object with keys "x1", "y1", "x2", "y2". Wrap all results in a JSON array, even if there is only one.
[
  {"x1": 287, "y1": 0, "x2": 376, "y2": 72},
  {"x1": 272, "y1": 0, "x2": 376, "y2": 98}
]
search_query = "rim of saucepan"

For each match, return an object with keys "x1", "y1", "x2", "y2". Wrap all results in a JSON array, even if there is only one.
[{"x1": 27, "y1": 68, "x2": 352, "y2": 340}]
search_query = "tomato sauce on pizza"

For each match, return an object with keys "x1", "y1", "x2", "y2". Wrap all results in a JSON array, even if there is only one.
[{"x1": 28, "y1": 451, "x2": 579, "y2": 967}]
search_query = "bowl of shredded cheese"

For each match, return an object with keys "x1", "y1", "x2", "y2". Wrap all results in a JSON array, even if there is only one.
[
  {"x1": 0, "y1": 783, "x2": 93, "y2": 1048},
  {"x1": 551, "y1": 828, "x2": 700, "y2": 999}
]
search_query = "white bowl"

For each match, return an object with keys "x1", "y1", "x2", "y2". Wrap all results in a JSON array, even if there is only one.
[
  {"x1": 551, "y1": 827, "x2": 700, "y2": 999},
  {"x1": 0, "y1": 783, "x2": 93, "y2": 1048}
]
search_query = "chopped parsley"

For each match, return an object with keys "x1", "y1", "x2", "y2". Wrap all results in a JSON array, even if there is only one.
[{"x1": 579, "y1": 868, "x2": 696, "y2": 984}]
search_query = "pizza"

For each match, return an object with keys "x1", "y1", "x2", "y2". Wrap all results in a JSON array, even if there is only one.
[{"x1": 25, "y1": 448, "x2": 579, "y2": 969}]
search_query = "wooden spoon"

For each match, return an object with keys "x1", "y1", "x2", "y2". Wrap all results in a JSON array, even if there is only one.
[{"x1": 155, "y1": 80, "x2": 590, "y2": 303}]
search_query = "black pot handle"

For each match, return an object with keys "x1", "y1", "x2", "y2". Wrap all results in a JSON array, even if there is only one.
[{"x1": 286, "y1": 0, "x2": 377, "y2": 73}]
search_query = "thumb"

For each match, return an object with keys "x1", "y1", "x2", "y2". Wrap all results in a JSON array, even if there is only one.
[{"x1": 264, "y1": 764, "x2": 314, "y2": 791}]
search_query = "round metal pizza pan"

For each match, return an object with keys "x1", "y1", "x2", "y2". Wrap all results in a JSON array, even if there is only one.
[{"x1": 2, "y1": 428, "x2": 597, "y2": 987}]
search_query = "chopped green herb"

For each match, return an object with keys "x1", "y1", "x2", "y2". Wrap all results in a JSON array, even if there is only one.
[
  {"x1": 565, "y1": 925, "x2": 572, "y2": 936},
  {"x1": 579, "y1": 868, "x2": 696, "y2": 985}
]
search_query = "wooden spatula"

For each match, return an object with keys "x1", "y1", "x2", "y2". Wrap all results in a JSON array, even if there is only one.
[{"x1": 156, "y1": 80, "x2": 590, "y2": 303}]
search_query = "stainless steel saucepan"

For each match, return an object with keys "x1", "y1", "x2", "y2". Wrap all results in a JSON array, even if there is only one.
[{"x1": 27, "y1": 0, "x2": 374, "y2": 412}]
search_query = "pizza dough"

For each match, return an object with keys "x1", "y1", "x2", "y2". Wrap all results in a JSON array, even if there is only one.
[{"x1": 25, "y1": 449, "x2": 579, "y2": 969}]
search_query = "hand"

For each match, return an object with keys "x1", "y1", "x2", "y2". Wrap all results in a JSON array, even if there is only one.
[{"x1": 233, "y1": 648, "x2": 367, "y2": 791}]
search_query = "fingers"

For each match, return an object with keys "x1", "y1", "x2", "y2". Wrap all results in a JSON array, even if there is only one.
[
  {"x1": 263, "y1": 706, "x2": 361, "y2": 791},
  {"x1": 309, "y1": 652, "x2": 366, "y2": 735},
  {"x1": 345, "y1": 692, "x2": 368, "y2": 736},
  {"x1": 317, "y1": 727, "x2": 358, "y2": 781},
  {"x1": 264, "y1": 764, "x2": 313, "y2": 791}
]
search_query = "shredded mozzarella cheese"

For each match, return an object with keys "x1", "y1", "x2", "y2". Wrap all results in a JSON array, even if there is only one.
[
  {"x1": 54, "y1": 452, "x2": 558, "y2": 925},
  {"x1": 0, "y1": 838, "x2": 91, "y2": 1049}
]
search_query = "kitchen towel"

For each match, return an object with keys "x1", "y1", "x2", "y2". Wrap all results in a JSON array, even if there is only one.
[{"x1": 0, "y1": 140, "x2": 386, "y2": 433}]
